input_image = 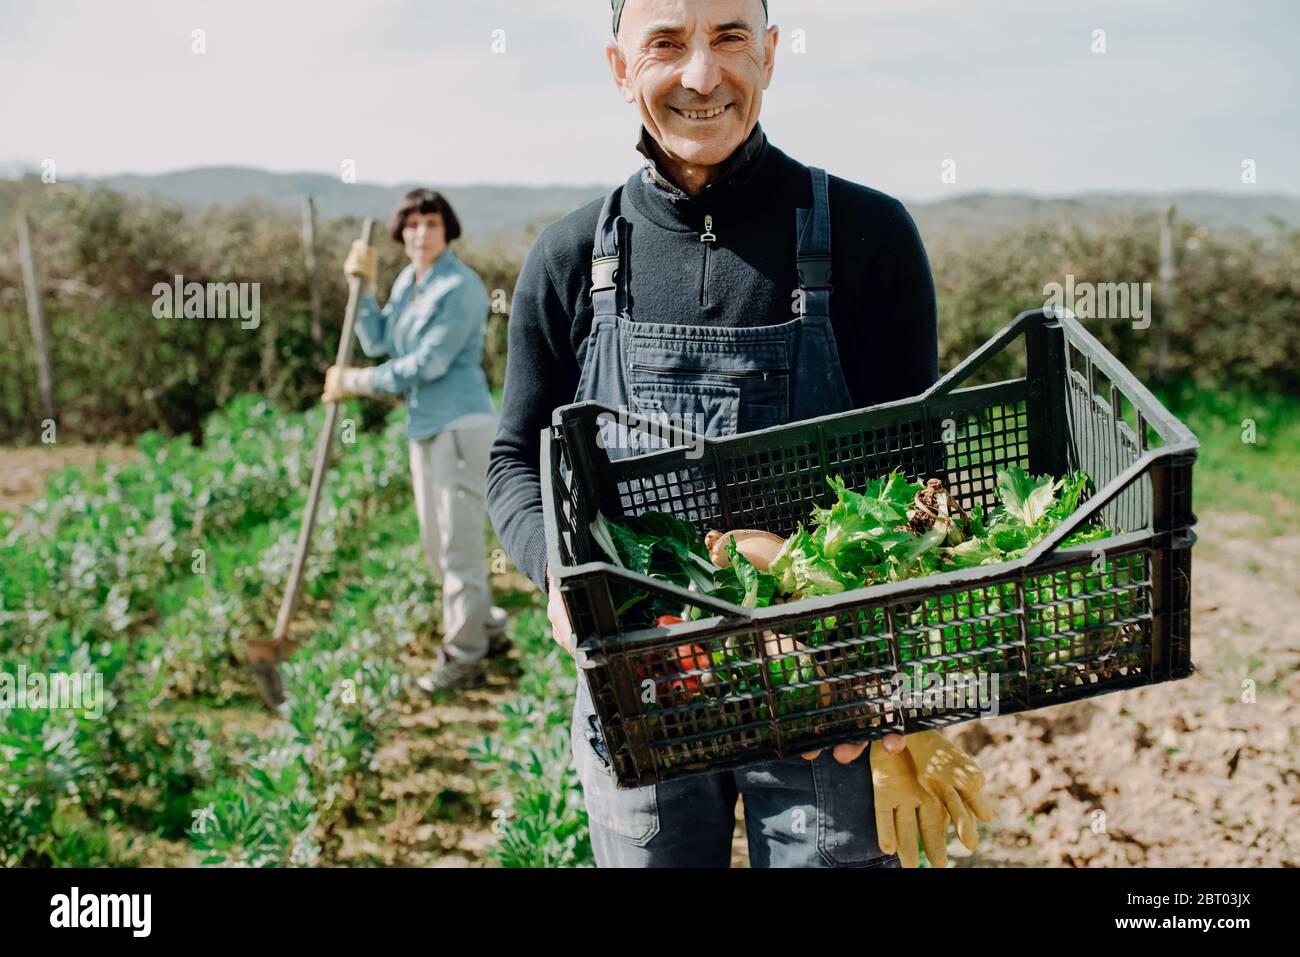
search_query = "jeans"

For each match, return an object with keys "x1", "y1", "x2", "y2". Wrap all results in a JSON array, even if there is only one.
[{"x1": 571, "y1": 678, "x2": 902, "y2": 868}]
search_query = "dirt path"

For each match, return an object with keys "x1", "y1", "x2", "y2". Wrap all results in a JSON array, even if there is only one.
[
  {"x1": 333, "y1": 647, "x2": 517, "y2": 867},
  {"x1": 0, "y1": 444, "x2": 139, "y2": 513}
]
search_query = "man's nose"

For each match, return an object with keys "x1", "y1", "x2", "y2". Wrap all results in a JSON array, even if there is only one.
[{"x1": 680, "y1": 44, "x2": 722, "y2": 97}]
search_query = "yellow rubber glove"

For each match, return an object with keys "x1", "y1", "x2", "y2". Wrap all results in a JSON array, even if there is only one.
[
  {"x1": 905, "y1": 730, "x2": 994, "y2": 851},
  {"x1": 343, "y1": 240, "x2": 378, "y2": 287},
  {"x1": 869, "y1": 740, "x2": 950, "y2": 868},
  {"x1": 322, "y1": 365, "x2": 374, "y2": 403}
]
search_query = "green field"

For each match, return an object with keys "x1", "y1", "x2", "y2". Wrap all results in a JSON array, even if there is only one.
[
  {"x1": 1155, "y1": 386, "x2": 1300, "y2": 521},
  {"x1": 0, "y1": 396, "x2": 590, "y2": 866}
]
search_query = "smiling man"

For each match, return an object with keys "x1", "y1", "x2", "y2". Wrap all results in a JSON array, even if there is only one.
[{"x1": 487, "y1": 0, "x2": 989, "y2": 868}]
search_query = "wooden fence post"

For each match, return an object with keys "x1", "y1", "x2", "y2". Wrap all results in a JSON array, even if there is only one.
[
  {"x1": 302, "y1": 195, "x2": 322, "y2": 344},
  {"x1": 1155, "y1": 204, "x2": 1176, "y2": 384},
  {"x1": 16, "y1": 211, "x2": 56, "y2": 424}
]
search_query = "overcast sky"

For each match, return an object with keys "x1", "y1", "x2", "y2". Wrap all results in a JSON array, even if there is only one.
[{"x1": 2, "y1": 0, "x2": 1296, "y2": 200}]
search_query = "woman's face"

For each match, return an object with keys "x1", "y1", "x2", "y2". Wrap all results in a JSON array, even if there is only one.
[{"x1": 403, "y1": 211, "x2": 447, "y2": 269}]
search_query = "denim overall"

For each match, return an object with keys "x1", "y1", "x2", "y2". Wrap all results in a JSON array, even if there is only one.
[{"x1": 570, "y1": 167, "x2": 901, "y2": 868}]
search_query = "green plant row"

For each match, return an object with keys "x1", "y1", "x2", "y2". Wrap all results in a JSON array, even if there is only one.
[
  {"x1": 0, "y1": 396, "x2": 424, "y2": 865},
  {"x1": 470, "y1": 608, "x2": 592, "y2": 868}
]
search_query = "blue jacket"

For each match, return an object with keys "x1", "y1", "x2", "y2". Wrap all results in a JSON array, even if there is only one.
[{"x1": 355, "y1": 247, "x2": 496, "y2": 440}]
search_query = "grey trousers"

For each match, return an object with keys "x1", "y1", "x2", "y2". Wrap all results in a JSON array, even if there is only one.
[{"x1": 408, "y1": 421, "x2": 497, "y2": 663}]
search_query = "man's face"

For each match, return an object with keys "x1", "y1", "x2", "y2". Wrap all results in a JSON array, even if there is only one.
[{"x1": 608, "y1": 0, "x2": 776, "y2": 170}]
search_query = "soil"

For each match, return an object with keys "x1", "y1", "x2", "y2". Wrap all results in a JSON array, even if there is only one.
[
  {"x1": 330, "y1": 649, "x2": 518, "y2": 867},
  {"x1": 0, "y1": 444, "x2": 140, "y2": 513},
  {"x1": 944, "y1": 509, "x2": 1299, "y2": 867}
]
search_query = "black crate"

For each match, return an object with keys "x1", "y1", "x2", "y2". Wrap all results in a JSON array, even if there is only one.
[{"x1": 541, "y1": 308, "x2": 1198, "y2": 789}]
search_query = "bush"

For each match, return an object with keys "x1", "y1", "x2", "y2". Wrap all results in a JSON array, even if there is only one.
[
  {"x1": 932, "y1": 214, "x2": 1300, "y2": 392},
  {"x1": 4, "y1": 178, "x2": 1295, "y2": 442},
  {"x1": 0, "y1": 180, "x2": 435, "y2": 440}
]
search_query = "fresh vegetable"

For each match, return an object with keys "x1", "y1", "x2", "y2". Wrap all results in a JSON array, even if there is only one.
[
  {"x1": 594, "y1": 464, "x2": 1113, "y2": 717},
  {"x1": 655, "y1": 617, "x2": 713, "y2": 677},
  {"x1": 906, "y1": 478, "x2": 969, "y2": 545},
  {"x1": 589, "y1": 511, "x2": 717, "y2": 622},
  {"x1": 704, "y1": 529, "x2": 785, "y2": 570},
  {"x1": 598, "y1": 465, "x2": 1108, "y2": 632},
  {"x1": 674, "y1": 644, "x2": 711, "y2": 673},
  {"x1": 711, "y1": 537, "x2": 777, "y2": 609}
]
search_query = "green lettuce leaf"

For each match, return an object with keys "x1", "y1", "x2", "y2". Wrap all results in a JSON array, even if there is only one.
[
  {"x1": 995, "y1": 467, "x2": 1062, "y2": 527},
  {"x1": 943, "y1": 537, "x2": 1003, "y2": 568},
  {"x1": 819, "y1": 472, "x2": 918, "y2": 559}
]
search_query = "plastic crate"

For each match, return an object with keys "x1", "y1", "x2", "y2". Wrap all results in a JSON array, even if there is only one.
[{"x1": 541, "y1": 308, "x2": 1198, "y2": 789}]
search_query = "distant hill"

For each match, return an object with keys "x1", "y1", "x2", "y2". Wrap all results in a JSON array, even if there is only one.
[
  {"x1": 57, "y1": 166, "x2": 1300, "y2": 242},
  {"x1": 908, "y1": 191, "x2": 1300, "y2": 247},
  {"x1": 86, "y1": 167, "x2": 611, "y2": 240}
]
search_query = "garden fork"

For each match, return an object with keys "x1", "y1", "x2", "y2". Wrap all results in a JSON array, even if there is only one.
[{"x1": 248, "y1": 218, "x2": 376, "y2": 708}]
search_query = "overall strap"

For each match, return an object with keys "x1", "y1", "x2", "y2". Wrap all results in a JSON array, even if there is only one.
[
  {"x1": 590, "y1": 186, "x2": 629, "y2": 318},
  {"x1": 795, "y1": 167, "x2": 832, "y2": 319}
]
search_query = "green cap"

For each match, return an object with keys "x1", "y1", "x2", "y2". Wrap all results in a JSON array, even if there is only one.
[{"x1": 613, "y1": 1, "x2": 768, "y2": 35}]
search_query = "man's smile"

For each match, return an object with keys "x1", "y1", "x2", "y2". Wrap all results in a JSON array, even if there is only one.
[{"x1": 671, "y1": 103, "x2": 733, "y2": 121}]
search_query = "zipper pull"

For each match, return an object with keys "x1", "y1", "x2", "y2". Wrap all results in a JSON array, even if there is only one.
[{"x1": 701, "y1": 214, "x2": 716, "y2": 243}]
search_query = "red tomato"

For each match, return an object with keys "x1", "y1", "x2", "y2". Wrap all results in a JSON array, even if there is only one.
[
  {"x1": 635, "y1": 648, "x2": 677, "y2": 682},
  {"x1": 675, "y1": 644, "x2": 711, "y2": 673},
  {"x1": 634, "y1": 626, "x2": 710, "y2": 707},
  {"x1": 667, "y1": 674, "x2": 702, "y2": 707}
]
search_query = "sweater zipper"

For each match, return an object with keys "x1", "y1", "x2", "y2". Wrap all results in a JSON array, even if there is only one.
[{"x1": 700, "y1": 214, "x2": 715, "y2": 307}]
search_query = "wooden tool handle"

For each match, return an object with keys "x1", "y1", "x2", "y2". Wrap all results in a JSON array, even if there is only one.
[{"x1": 271, "y1": 218, "x2": 376, "y2": 644}]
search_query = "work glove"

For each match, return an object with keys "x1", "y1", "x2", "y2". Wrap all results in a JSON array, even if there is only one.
[
  {"x1": 343, "y1": 240, "x2": 378, "y2": 287},
  {"x1": 322, "y1": 365, "x2": 374, "y2": 403},
  {"x1": 870, "y1": 741, "x2": 950, "y2": 868},
  {"x1": 905, "y1": 730, "x2": 995, "y2": 851}
]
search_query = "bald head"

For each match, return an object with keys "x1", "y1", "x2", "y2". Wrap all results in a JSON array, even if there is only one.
[{"x1": 612, "y1": 0, "x2": 768, "y2": 35}]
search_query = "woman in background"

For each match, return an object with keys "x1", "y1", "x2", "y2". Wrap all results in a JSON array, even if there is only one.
[{"x1": 324, "y1": 188, "x2": 507, "y2": 695}]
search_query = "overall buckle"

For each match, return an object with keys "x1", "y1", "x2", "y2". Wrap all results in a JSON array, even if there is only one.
[
  {"x1": 591, "y1": 255, "x2": 620, "y2": 294},
  {"x1": 798, "y1": 255, "x2": 833, "y2": 290}
]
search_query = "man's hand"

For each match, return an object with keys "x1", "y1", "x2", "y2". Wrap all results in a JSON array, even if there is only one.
[
  {"x1": 343, "y1": 240, "x2": 378, "y2": 287},
  {"x1": 545, "y1": 564, "x2": 576, "y2": 655},
  {"x1": 801, "y1": 732, "x2": 906, "y2": 764},
  {"x1": 322, "y1": 365, "x2": 373, "y2": 403}
]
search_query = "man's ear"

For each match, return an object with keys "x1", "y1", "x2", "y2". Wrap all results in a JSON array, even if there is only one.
[
  {"x1": 762, "y1": 25, "x2": 779, "y2": 89},
  {"x1": 605, "y1": 38, "x2": 635, "y2": 103}
]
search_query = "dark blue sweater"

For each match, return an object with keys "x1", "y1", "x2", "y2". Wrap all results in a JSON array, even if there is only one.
[{"x1": 487, "y1": 130, "x2": 939, "y2": 592}]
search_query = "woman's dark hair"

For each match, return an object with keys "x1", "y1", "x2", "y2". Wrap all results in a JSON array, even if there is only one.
[{"x1": 389, "y1": 188, "x2": 462, "y2": 244}]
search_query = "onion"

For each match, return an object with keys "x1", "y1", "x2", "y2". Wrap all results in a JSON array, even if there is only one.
[{"x1": 706, "y1": 529, "x2": 786, "y2": 570}]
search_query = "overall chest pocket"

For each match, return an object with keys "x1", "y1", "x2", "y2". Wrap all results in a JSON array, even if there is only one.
[{"x1": 628, "y1": 339, "x2": 790, "y2": 436}]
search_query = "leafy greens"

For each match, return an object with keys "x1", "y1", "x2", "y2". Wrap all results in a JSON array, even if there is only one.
[{"x1": 595, "y1": 465, "x2": 1110, "y2": 629}]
